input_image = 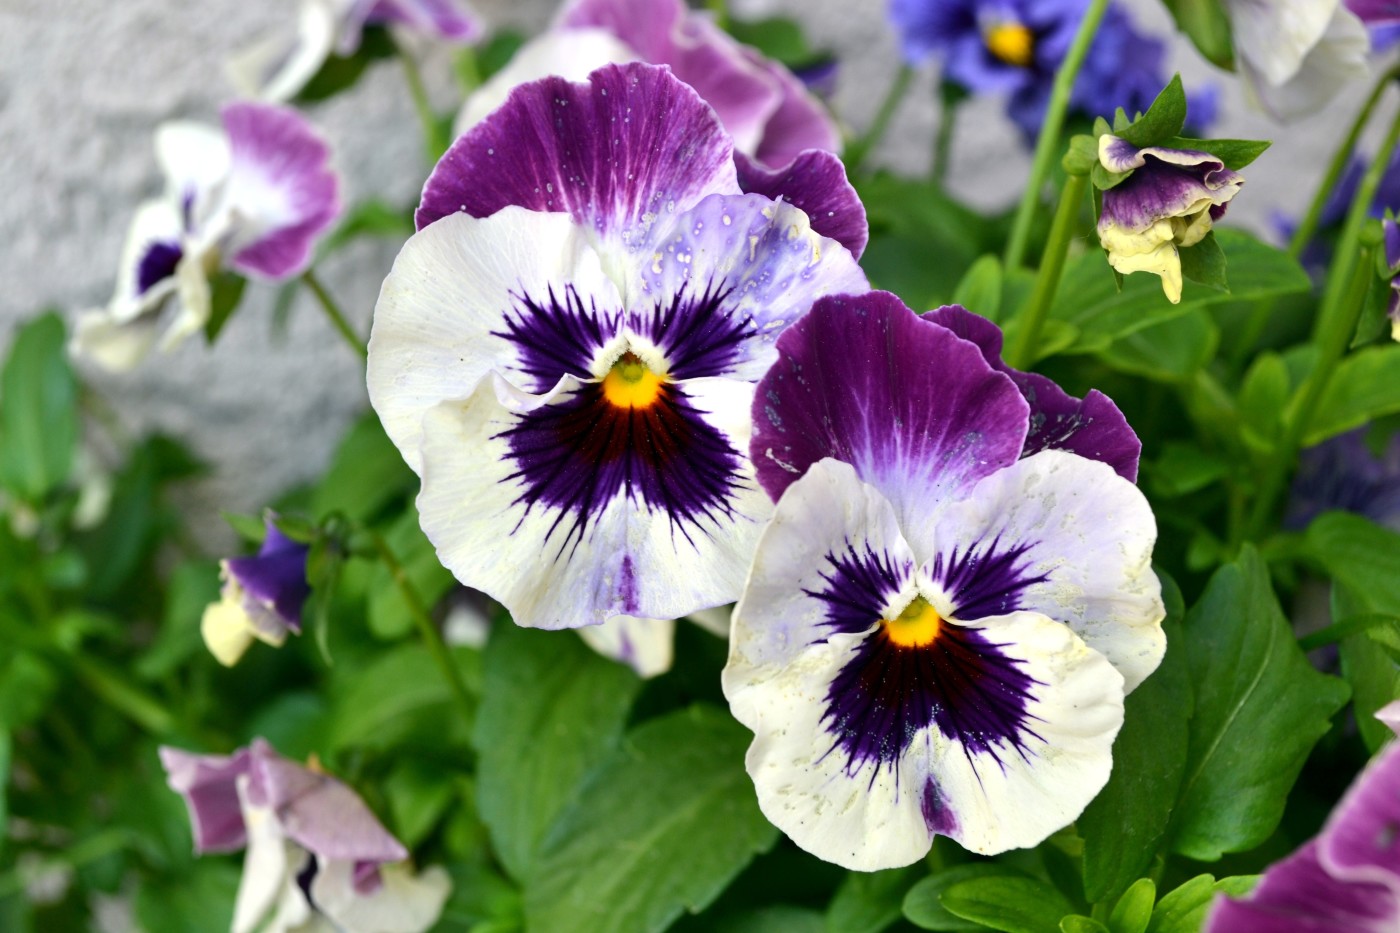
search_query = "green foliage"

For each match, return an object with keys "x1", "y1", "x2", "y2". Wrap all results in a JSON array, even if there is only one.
[
  {"x1": 1160, "y1": 0, "x2": 1235, "y2": 68},
  {"x1": 523, "y1": 706, "x2": 779, "y2": 933},
  {"x1": 294, "y1": 25, "x2": 396, "y2": 103},
  {"x1": 1304, "y1": 344, "x2": 1400, "y2": 444},
  {"x1": 725, "y1": 16, "x2": 831, "y2": 71},
  {"x1": 1079, "y1": 578, "x2": 1190, "y2": 903},
  {"x1": 904, "y1": 864, "x2": 1028, "y2": 930},
  {"x1": 1178, "y1": 232, "x2": 1228, "y2": 292},
  {"x1": 1144, "y1": 875, "x2": 1255, "y2": 933},
  {"x1": 201, "y1": 271, "x2": 247, "y2": 343},
  {"x1": 1114, "y1": 75, "x2": 1186, "y2": 148},
  {"x1": 473, "y1": 625, "x2": 642, "y2": 881},
  {"x1": 1170, "y1": 548, "x2": 1350, "y2": 860},
  {"x1": 939, "y1": 876, "x2": 1076, "y2": 933},
  {"x1": 1107, "y1": 879, "x2": 1154, "y2": 933},
  {"x1": 1159, "y1": 138, "x2": 1270, "y2": 170},
  {"x1": 0, "y1": 312, "x2": 77, "y2": 504},
  {"x1": 825, "y1": 865, "x2": 922, "y2": 933},
  {"x1": 327, "y1": 642, "x2": 479, "y2": 752}
]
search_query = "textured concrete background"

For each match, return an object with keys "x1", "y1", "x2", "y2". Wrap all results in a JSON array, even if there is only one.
[{"x1": 0, "y1": 0, "x2": 1367, "y2": 547}]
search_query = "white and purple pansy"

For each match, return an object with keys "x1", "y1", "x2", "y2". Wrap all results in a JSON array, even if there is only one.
[
  {"x1": 723, "y1": 291, "x2": 1164, "y2": 869},
  {"x1": 73, "y1": 103, "x2": 340, "y2": 372},
  {"x1": 455, "y1": 0, "x2": 840, "y2": 171},
  {"x1": 367, "y1": 63, "x2": 869, "y2": 632},
  {"x1": 201, "y1": 517, "x2": 311, "y2": 668},
  {"x1": 160, "y1": 739, "x2": 451, "y2": 933},
  {"x1": 229, "y1": 0, "x2": 482, "y2": 103},
  {"x1": 1096, "y1": 134, "x2": 1244, "y2": 304}
]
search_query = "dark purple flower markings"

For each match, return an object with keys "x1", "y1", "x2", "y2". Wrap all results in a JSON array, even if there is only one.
[
  {"x1": 494, "y1": 279, "x2": 751, "y2": 556},
  {"x1": 136, "y1": 242, "x2": 183, "y2": 296},
  {"x1": 807, "y1": 542, "x2": 1042, "y2": 780},
  {"x1": 225, "y1": 524, "x2": 311, "y2": 632},
  {"x1": 930, "y1": 534, "x2": 1050, "y2": 621}
]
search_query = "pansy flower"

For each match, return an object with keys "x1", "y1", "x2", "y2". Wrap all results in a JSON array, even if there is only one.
[
  {"x1": 367, "y1": 63, "x2": 869, "y2": 632},
  {"x1": 1096, "y1": 134, "x2": 1245, "y2": 304},
  {"x1": 1206, "y1": 700, "x2": 1400, "y2": 930},
  {"x1": 722, "y1": 292, "x2": 1163, "y2": 869},
  {"x1": 1221, "y1": 0, "x2": 1370, "y2": 120},
  {"x1": 577, "y1": 607, "x2": 731, "y2": 678},
  {"x1": 201, "y1": 517, "x2": 311, "y2": 667},
  {"x1": 160, "y1": 739, "x2": 450, "y2": 933},
  {"x1": 73, "y1": 103, "x2": 340, "y2": 372},
  {"x1": 229, "y1": 0, "x2": 482, "y2": 103},
  {"x1": 455, "y1": 0, "x2": 839, "y2": 171}
]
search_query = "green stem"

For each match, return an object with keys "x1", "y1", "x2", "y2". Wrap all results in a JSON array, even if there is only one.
[
  {"x1": 845, "y1": 65, "x2": 914, "y2": 175},
  {"x1": 302, "y1": 270, "x2": 367, "y2": 360},
  {"x1": 1299, "y1": 612, "x2": 1399, "y2": 652},
  {"x1": 70, "y1": 655, "x2": 176, "y2": 736},
  {"x1": 1004, "y1": 172, "x2": 1089, "y2": 369},
  {"x1": 368, "y1": 530, "x2": 475, "y2": 723},
  {"x1": 1003, "y1": 0, "x2": 1109, "y2": 269},
  {"x1": 931, "y1": 83, "x2": 959, "y2": 186},
  {"x1": 398, "y1": 43, "x2": 450, "y2": 161},
  {"x1": 1230, "y1": 66, "x2": 1399, "y2": 372}
]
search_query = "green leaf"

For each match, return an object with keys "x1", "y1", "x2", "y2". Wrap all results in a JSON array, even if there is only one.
[
  {"x1": 951, "y1": 255, "x2": 1004, "y2": 321},
  {"x1": 1108, "y1": 879, "x2": 1155, "y2": 933},
  {"x1": 1146, "y1": 443, "x2": 1228, "y2": 499},
  {"x1": 318, "y1": 199, "x2": 415, "y2": 258},
  {"x1": 1170, "y1": 547, "x2": 1350, "y2": 860},
  {"x1": 1178, "y1": 231, "x2": 1228, "y2": 292},
  {"x1": 726, "y1": 906, "x2": 827, "y2": 933},
  {"x1": 1091, "y1": 161, "x2": 1133, "y2": 191},
  {"x1": 202, "y1": 271, "x2": 247, "y2": 343},
  {"x1": 1117, "y1": 75, "x2": 1187, "y2": 147},
  {"x1": 0, "y1": 651, "x2": 58, "y2": 729},
  {"x1": 940, "y1": 877, "x2": 1076, "y2": 933},
  {"x1": 1160, "y1": 0, "x2": 1234, "y2": 68},
  {"x1": 328, "y1": 642, "x2": 478, "y2": 752},
  {"x1": 1160, "y1": 138, "x2": 1270, "y2": 171},
  {"x1": 293, "y1": 25, "x2": 395, "y2": 102},
  {"x1": 0, "y1": 312, "x2": 78, "y2": 503},
  {"x1": 1352, "y1": 269, "x2": 1393, "y2": 348},
  {"x1": 725, "y1": 17, "x2": 829, "y2": 70},
  {"x1": 135, "y1": 559, "x2": 221, "y2": 680},
  {"x1": 135, "y1": 860, "x2": 240, "y2": 933},
  {"x1": 1304, "y1": 511, "x2": 1400, "y2": 616},
  {"x1": 474, "y1": 625, "x2": 641, "y2": 881},
  {"x1": 311, "y1": 412, "x2": 415, "y2": 523},
  {"x1": 1096, "y1": 309, "x2": 1217, "y2": 382},
  {"x1": 905, "y1": 863, "x2": 1022, "y2": 930},
  {"x1": 0, "y1": 727, "x2": 9, "y2": 844},
  {"x1": 826, "y1": 865, "x2": 922, "y2": 933},
  {"x1": 1061, "y1": 918, "x2": 1109, "y2": 933},
  {"x1": 383, "y1": 758, "x2": 458, "y2": 849},
  {"x1": 220, "y1": 510, "x2": 268, "y2": 543},
  {"x1": 1237, "y1": 352, "x2": 1290, "y2": 454},
  {"x1": 1080, "y1": 574, "x2": 1190, "y2": 904},
  {"x1": 1304, "y1": 344, "x2": 1400, "y2": 445},
  {"x1": 1064, "y1": 134, "x2": 1099, "y2": 177},
  {"x1": 367, "y1": 505, "x2": 455, "y2": 640},
  {"x1": 1049, "y1": 229, "x2": 1308, "y2": 352},
  {"x1": 1341, "y1": 623, "x2": 1400, "y2": 753},
  {"x1": 1145, "y1": 875, "x2": 1255, "y2": 933},
  {"x1": 523, "y1": 705, "x2": 778, "y2": 933}
]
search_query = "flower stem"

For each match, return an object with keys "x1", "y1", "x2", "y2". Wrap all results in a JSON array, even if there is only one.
[
  {"x1": 70, "y1": 655, "x2": 177, "y2": 736},
  {"x1": 368, "y1": 529, "x2": 476, "y2": 724},
  {"x1": 1231, "y1": 67, "x2": 1399, "y2": 371},
  {"x1": 397, "y1": 42, "x2": 451, "y2": 162},
  {"x1": 301, "y1": 270, "x2": 367, "y2": 360},
  {"x1": 845, "y1": 65, "x2": 914, "y2": 175},
  {"x1": 1298, "y1": 612, "x2": 1398, "y2": 652},
  {"x1": 1003, "y1": 0, "x2": 1108, "y2": 269},
  {"x1": 931, "y1": 82, "x2": 961, "y2": 186},
  {"x1": 1004, "y1": 171, "x2": 1088, "y2": 369}
]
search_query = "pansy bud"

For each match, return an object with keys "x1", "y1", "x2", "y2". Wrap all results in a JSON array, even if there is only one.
[
  {"x1": 201, "y1": 518, "x2": 310, "y2": 667},
  {"x1": 1096, "y1": 134, "x2": 1244, "y2": 303}
]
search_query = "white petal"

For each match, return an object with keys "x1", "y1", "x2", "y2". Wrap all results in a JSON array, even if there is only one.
[
  {"x1": 108, "y1": 199, "x2": 184, "y2": 322},
  {"x1": 233, "y1": 777, "x2": 299, "y2": 933},
  {"x1": 70, "y1": 310, "x2": 161, "y2": 374},
  {"x1": 1225, "y1": 0, "x2": 1341, "y2": 86},
  {"x1": 415, "y1": 373, "x2": 771, "y2": 629},
  {"x1": 923, "y1": 450, "x2": 1165, "y2": 692},
  {"x1": 577, "y1": 615, "x2": 676, "y2": 678},
  {"x1": 453, "y1": 28, "x2": 638, "y2": 137},
  {"x1": 368, "y1": 208, "x2": 620, "y2": 475},
  {"x1": 226, "y1": 0, "x2": 339, "y2": 103},
  {"x1": 155, "y1": 122, "x2": 231, "y2": 211},
  {"x1": 1237, "y1": 4, "x2": 1370, "y2": 120},
  {"x1": 159, "y1": 253, "x2": 212, "y2": 352},
  {"x1": 313, "y1": 860, "x2": 453, "y2": 933}
]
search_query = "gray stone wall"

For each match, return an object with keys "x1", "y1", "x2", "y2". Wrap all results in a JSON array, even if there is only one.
[{"x1": 0, "y1": 0, "x2": 1364, "y2": 547}]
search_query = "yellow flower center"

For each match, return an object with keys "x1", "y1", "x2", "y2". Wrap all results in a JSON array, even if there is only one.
[
  {"x1": 985, "y1": 22, "x2": 1035, "y2": 67},
  {"x1": 883, "y1": 596, "x2": 943, "y2": 648},
  {"x1": 601, "y1": 352, "x2": 666, "y2": 409}
]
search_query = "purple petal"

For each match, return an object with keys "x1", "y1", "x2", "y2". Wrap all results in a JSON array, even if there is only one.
[
  {"x1": 159, "y1": 745, "x2": 254, "y2": 853},
  {"x1": 221, "y1": 103, "x2": 341, "y2": 281},
  {"x1": 1206, "y1": 842, "x2": 1400, "y2": 932},
  {"x1": 923, "y1": 305, "x2": 1140, "y2": 481},
  {"x1": 417, "y1": 63, "x2": 738, "y2": 236},
  {"x1": 367, "y1": 0, "x2": 482, "y2": 41},
  {"x1": 245, "y1": 739, "x2": 408, "y2": 864},
  {"x1": 743, "y1": 49, "x2": 841, "y2": 168},
  {"x1": 750, "y1": 291, "x2": 1028, "y2": 525},
  {"x1": 1348, "y1": 0, "x2": 1400, "y2": 26},
  {"x1": 224, "y1": 517, "x2": 310, "y2": 632},
  {"x1": 1317, "y1": 741, "x2": 1400, "y2": 889},
  {"x1": 1098, "y1": 137, "x2": 1243, "y2": 234},
  {"x1": 1385, "y1": 218, "x2": 1400, "y2": 269},
  {"x1": 734, "y1": 150, "x2": 867, "y2": 258}
]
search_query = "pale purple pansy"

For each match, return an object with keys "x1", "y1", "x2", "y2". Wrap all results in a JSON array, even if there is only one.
[
  {"x1": 160, "y1": 739, "x2": 451, "y2": 933},
  {"x1": 1205, "y1": 700, "x2": 1400, "y2": 931},
  {"x1": 724, "y1": 292, "x2": 1163, "y2": 869},
  {"x1": 1288, "y1": 428, "x2": 1400, "y2": 531},
  {"x1": 368, "y1": 63, "x2": 869, "y2": 633},
  {"x1": 228, "y1": 0, "x2": 482, "y2": 103},
  {"x1": 1096, "y1": 134, "x2": 1244, "y2": 304},
  {"x1": 1221, "y1": 0, "x2": 1370, "y2": 121},
  {"x1": 202, "y1": 518, "x2": 311, "y2": 667},
  {"x1": 73, "y1": 103, "x2": 340, "y2": 372},
  {"x1": 454, "y1": 0, "x2": 840, "y2": 172}
]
